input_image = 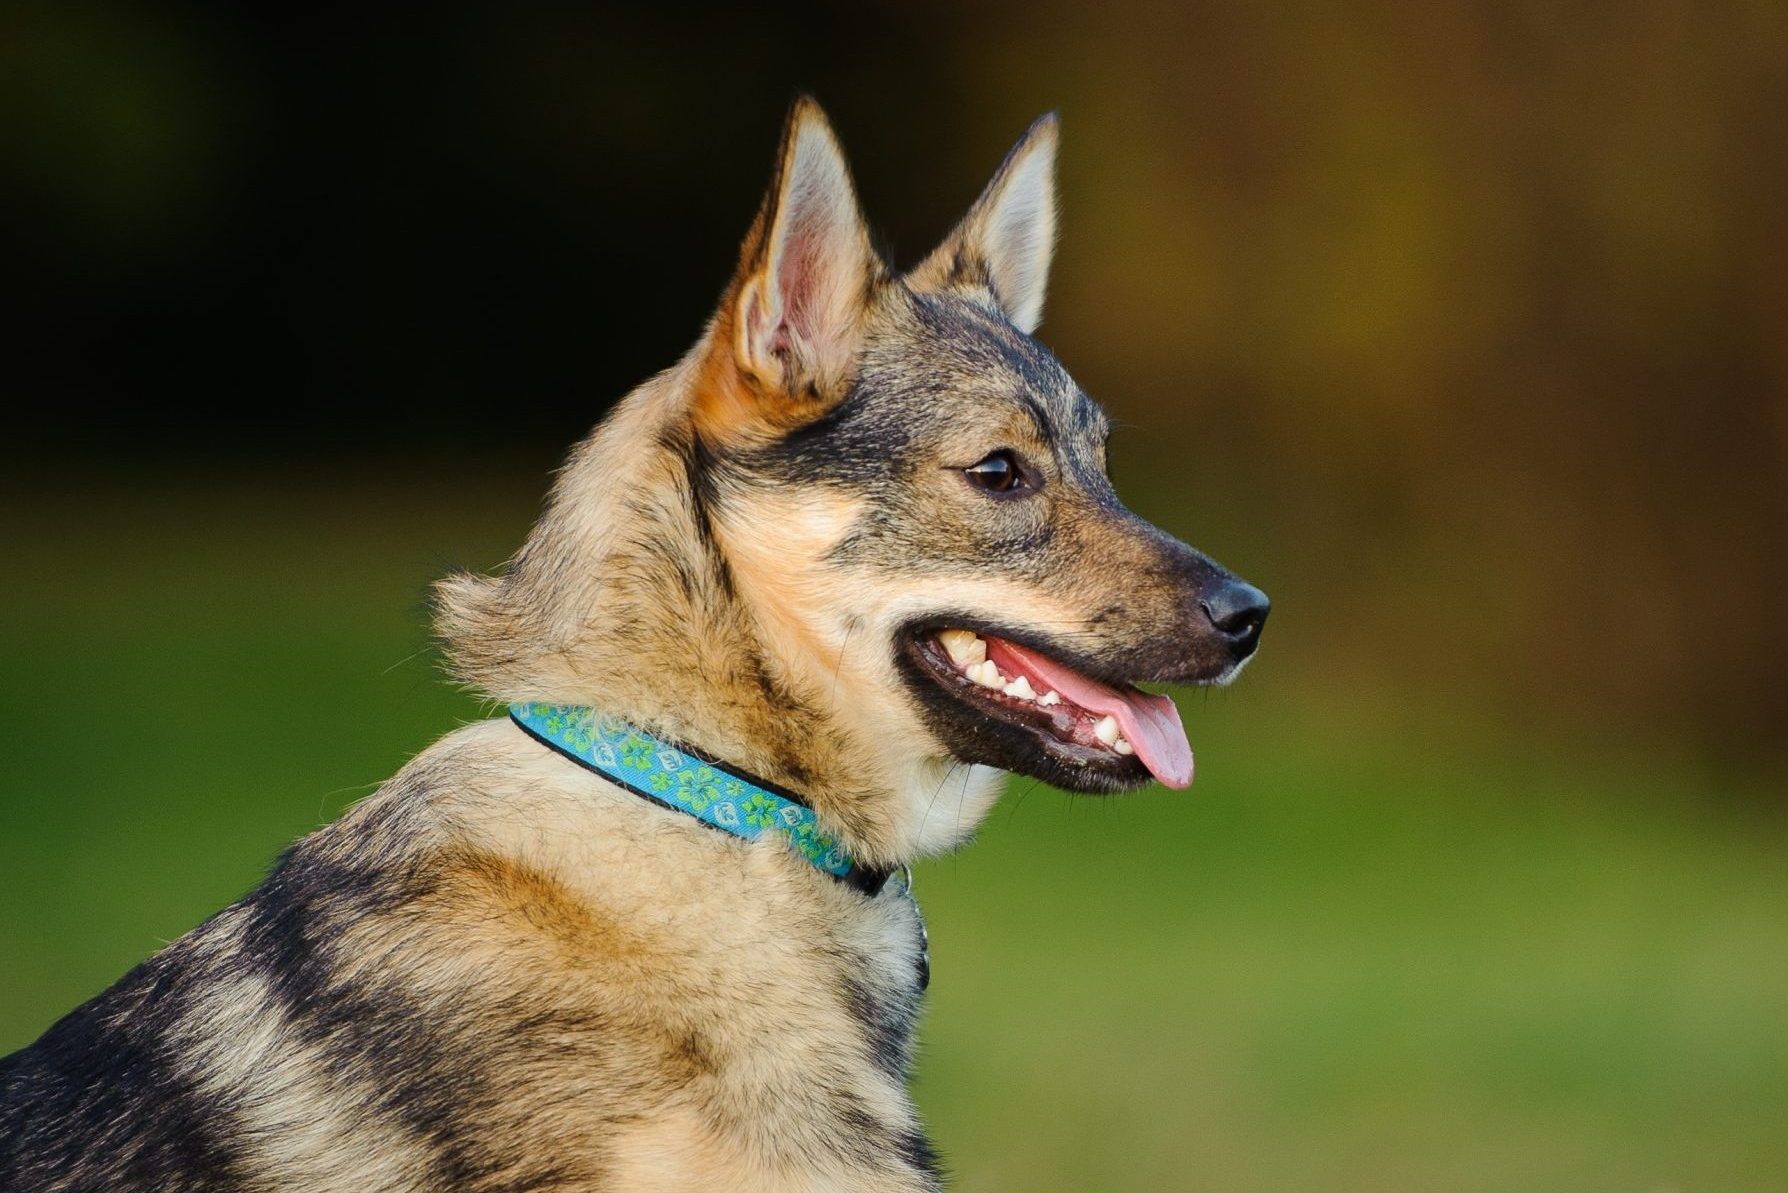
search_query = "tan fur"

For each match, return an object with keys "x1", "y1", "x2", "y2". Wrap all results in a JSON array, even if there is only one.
[{"x1": 154, "y1": 719, "x2": 929, "y2": 1191}]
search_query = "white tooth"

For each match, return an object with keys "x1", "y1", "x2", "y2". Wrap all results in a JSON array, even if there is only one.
[
  {"x1": 939, "y1": 629, "x2": 986, "y2": 667},
  {"x1": 1113, "y1": 737, "x2": 1134, "y2": 755},
  {"x1": 1093, "y1": 715, "x2": 1120, "y2": 745},
  {"x1": 1003, "y1": 675, "x2": 1036, "y2": 701},
  {"x1": 972, "y1": 661, "x2": 1007, "y2": 690},
  {"x1": 1037, "y1": 690, "x2": 1062, "y2": 707}
]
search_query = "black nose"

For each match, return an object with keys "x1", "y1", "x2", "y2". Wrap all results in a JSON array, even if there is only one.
[{"x1": 1199, "y1": 579, "x2": 1270, "y2": 658}]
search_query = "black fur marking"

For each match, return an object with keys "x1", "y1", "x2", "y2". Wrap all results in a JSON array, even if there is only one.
[
  {"x1": 820, "y1": 1083, "x2": 938, "y2": 1184},
  {"x1": 841, "y1": 972, "x2": 919, "y2": 1080},
  {"x1": 895, "y1": 1128, "x2": 944, "y2": 1182},
  {"x1": 234, "y1": 793, "x2": 598, "y2": 1192},
  {"x1": 244, "y1": 849, "x2": 502, "y2": 1187},
  {"x1": 0, "y1": 944, "x2": 256, "y2": 1190},
  {"x1": 678, "y1": 428, "x2": 735, "y2": 599},
  {"x1": 1071, "y1": 390, "x2": 1111, "y2": 442},
  {"x1": 736, "y1": 381, "x2": 919, "y2": 495},
  {"x1": 831, "y1": 1089, "x2": 886, "y2": 1162}
]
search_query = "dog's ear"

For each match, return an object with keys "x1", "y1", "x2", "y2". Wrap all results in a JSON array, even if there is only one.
[
  {"x1": 702, "y1": 97, "x2": 878, "y2": 438},
  {"x1": 910, "y1": 113, "x2": 1058, "y2": 334}
]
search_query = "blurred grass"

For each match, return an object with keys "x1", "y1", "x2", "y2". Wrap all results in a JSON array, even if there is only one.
[{"x1": 2, "y1": 472, "x2": 1785, "y2": 1191}]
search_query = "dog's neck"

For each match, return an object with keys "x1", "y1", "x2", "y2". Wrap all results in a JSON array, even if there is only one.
[{"x1": 435, "y1": 349, "x2": 1001, "y2": 866}]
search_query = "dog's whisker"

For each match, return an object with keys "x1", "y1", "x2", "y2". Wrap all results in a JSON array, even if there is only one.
[
  {"x1": 380, "y1": 646, "x2": 433, "y2": 676},
  {"x1": 917, "y1": 761, "x2": 961, "y2": 842},
  {"x1": 831, "y1": 619, "x2": 858, "y2": 707}
]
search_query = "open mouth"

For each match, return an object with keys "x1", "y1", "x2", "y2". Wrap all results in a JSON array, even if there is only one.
[{"x1": 900, "y1": 626, "x2": 1194, "y2": 790}]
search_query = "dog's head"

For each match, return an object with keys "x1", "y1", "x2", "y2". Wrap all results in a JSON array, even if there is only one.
[
  {"x1": 439, "y1": 99, "x2": 1267, "y2": 857},
  {"x1": 694, "y1": 99, "x2": 1268, "y2": 802}
]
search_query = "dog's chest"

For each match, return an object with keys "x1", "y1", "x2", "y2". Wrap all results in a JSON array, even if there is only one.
[
  {"x1": 382, "y1": 749, "x2": 943, "y2": 1186},
  {"x1": 598, "y1": 882, "x2": 935, "y2": 1188}
]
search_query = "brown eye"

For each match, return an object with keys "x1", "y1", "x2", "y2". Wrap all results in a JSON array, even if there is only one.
[{"x1": 964, "y1": 450, "x2": 1028, "y2": 495}]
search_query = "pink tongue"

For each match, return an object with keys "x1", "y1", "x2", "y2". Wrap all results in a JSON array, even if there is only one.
[{"x1": 986, "y1": 640, "x2": 1194, "y2": 789}]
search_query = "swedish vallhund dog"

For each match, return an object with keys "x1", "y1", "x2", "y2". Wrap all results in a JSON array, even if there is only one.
[{"x1": 0, "y1": 98, "x2": 1268, "y2": 1191}]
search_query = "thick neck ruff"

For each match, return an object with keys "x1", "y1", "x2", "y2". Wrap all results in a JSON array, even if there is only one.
[{"x1": 509, "y1": 702, "x2": 893, "y2": 895}]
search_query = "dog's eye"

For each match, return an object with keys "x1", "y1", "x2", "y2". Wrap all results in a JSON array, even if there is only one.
[{"x1": 964, "y1": 450, "x2": 1028, "y2": 495}]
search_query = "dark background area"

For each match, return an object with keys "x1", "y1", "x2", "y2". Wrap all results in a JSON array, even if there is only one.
[
  {"x1": 4, "y1": 4, "x2": 1786, "y2": 1189},
  {"x1": 9, "y1": 5, "x2": 1029, "y2": 458},
  {"x1": 7, "y1": 1, "x2": 1787, "y2": 758}
]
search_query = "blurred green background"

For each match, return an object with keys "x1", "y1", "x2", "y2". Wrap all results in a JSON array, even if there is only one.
[{"x1": 3, "y1": 3, "x2": 1786, "y2": 1189}]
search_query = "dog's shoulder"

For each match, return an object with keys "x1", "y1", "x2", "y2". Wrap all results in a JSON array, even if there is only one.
[{"x1": 4, "y1": 717, "x2": 936, "y2": 1190}]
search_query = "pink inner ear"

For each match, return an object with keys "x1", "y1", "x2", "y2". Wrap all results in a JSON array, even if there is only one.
[
  {"x1": 752, "y1": 284, "x2": 789, "y2": 359},
  {"x1": 775, "y1": 221, "x2": 825, "y2": 352},
  {"x1": 741, "y1": 271, "x2": 790, "y2": 361}
]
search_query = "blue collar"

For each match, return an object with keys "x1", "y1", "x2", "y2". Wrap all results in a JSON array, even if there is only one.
[{"x1": 508, "y1": 702, "x2": 893, "y2": 895}]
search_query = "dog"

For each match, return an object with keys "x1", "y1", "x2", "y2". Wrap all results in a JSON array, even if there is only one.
[{"x1": 0, "y1": 98, "x2": 1268, "y2": 1191}]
